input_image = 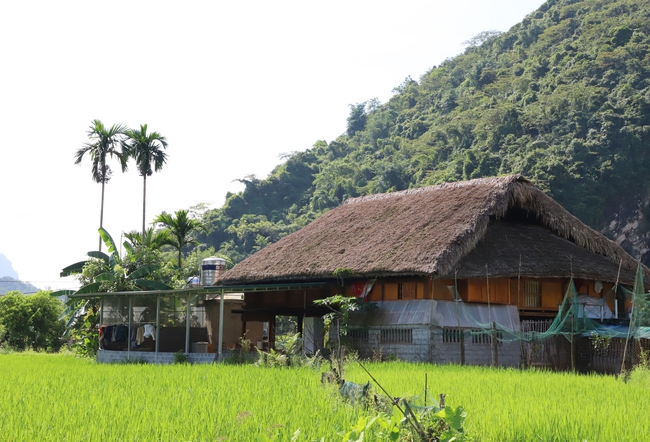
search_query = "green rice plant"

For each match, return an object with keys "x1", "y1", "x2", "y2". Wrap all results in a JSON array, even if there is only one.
[
  {"x1": 342, "y1": 362, "x2": 650, "y2": 441},
  {"x1": 2, "y1": 354, "x2": 650, "y2": 441},
  {"x1": 0, "y1": 353, "x2": 365, "y2": 441}
]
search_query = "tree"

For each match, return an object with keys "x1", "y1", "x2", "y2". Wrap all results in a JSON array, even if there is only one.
[
  {"x1": 75, "y1": 120, "x2": 128, "y2": 252},
  {"x1": 54, "y1": 227, "x2": 173, "y2": 355},
  {"x1": 346, "y1": 102, "x2": 367, "y2": 136},
  {"x1": 462, "y1": 30, "x2": 503, "y2": 48},
  {"x1": 123, "y1": 228, "x2": 171, "y2": 251},
  {"x1": 154, "y1": 209, "x2": 203, "y2": 268},
  {"x1": 58, "y1": 227, "x2": 172, "y2": 295},
  {"x1": 0, "y1": 291, "x2": 65, "y2": 351},
  {"x1": 123, "y1": 124, "x2": 168, "y2": 242}
]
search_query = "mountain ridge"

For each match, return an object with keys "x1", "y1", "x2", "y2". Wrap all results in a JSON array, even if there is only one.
[{"x1": 195, "y1": 0, "x2": 650, "y2": 265}]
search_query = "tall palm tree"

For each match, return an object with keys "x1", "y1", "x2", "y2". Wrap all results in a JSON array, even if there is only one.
[
  {"x1": 75, "y1": 120, "x2": 128, "y2": 252},
  {"x1": 123, "y1": 124, "x2": 168, "y2": 242},
  {"x1": 154, "y1": 209, "x2": 203, "y2": 268}
]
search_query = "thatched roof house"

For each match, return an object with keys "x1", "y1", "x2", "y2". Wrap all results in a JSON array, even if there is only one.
[{"x1": 219, "y1": 175, "x2": 642, "y2": 286}]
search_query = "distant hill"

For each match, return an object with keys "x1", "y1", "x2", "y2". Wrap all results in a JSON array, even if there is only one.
[
  {"x1": 193, "y1": 0, "x2": 650, "y2": 265},
  {"x1": 0, "y1": 276, "x2": 40, "y2": 295},
  {"x1": 0, "y1": 254, "x2": 18, "y2": 279}
]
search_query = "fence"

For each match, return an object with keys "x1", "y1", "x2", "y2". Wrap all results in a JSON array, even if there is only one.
[{"x1": 580, "y1": 337, "x2": 650, "y2": 374}]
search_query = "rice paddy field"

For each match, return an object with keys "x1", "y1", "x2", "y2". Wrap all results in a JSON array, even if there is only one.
[{"x1": 1, "y1": 353, "x2": 649, "y2": 441}]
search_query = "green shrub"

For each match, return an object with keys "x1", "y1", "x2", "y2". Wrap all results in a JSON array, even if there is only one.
[
  {"x1": 173, "y1": 350, "x2": 188, "y2": 364},
  {"x1": 0, "y1": 291, "x2": 65, "y2": 351}
]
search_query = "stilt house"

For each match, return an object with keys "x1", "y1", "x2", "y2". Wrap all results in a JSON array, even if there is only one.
[{"x1": 215, "y1": 175, "x2": 645, "y2": 367}]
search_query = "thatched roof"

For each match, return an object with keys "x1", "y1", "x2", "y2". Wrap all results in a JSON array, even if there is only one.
[{"x1": 219, "y1": 175, "x2": 643, "y2": 285}]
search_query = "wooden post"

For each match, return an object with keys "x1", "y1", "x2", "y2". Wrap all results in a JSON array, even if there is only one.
[
  {"x1": 297, "y1": 314, "x2": 304, "y2": 338},
  {"x1": 486, "y1": 264, "x2": 495, "y2": 367},
  {"x1": 492, "y1": 322, "x2": 498, "y2": 367},
  {"x1": 460, "y1": 329, "x2": 466, "y2": 366},
  {"x1": 454, "y1": 271, "x2": 465, "y2": 366},
  {"x1": 621, "y1": 305, "x2": 634, "y2": 374},
  {"x1": 571, "y1": 311, "x2": 575, "y2": 372},
  {"x1": 520, "y1": 330, "x2": 526, "y2": 370},
  {"x1": 269, "y1": 315, "x2": 276, "y2": 351}
]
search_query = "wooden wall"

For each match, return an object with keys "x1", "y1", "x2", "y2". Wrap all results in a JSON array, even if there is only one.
[
  {"x1": 244, "y1": 287, "x2": 334, "y2": 313},
  {"x1": 356, "y1": 276, "x2": 625, "y2": 316},
  {"x1": 363, "y1": 279, "x2": 426, "y2": 301}
]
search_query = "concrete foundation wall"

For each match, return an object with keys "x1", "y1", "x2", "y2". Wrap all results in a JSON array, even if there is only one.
[
  {"x1": 97, "y1": 349, "x2": 217, "y2": 365},
  {"x1": 352, "y1": 327, "x2": 521, "y2": 367}
]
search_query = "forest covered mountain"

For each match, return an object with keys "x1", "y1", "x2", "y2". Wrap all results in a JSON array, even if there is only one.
[
  {"x1": 0, "y1": 277, "x2": 40, "y2": 295},
  {"x1": 196, "y1": 0, "x2": 650, "y2": 265}
]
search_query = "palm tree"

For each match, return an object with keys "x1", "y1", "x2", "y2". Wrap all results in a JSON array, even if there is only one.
[
  {"x1": 123, "y1": 124, "x2": 168, "y2": 242},
  {"x1": 75, "y1": 120, "x2": 128, "y2": 252},
  {"x1": 154, "y1": 209, "x2": 203, "y2": 268}
]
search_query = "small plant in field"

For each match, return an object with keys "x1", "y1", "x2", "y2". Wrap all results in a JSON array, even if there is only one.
[
  {"x1": 255, "y1": 347, "x2": 289, "y2": 367},
  {"x1": 315, "y1": 294, "x2": 376, "y2": 380},
  {"x1": 255, "y1": 332, "x2": 324, "y2": 368},
  {"x1": 590, "y1": 331, "x2": 613, "y2": 352},
  {"x1": 337, "y1": 404, "x2": 467, "y2": 442},
  {"x1": 623, "y1": 348, "x2": 650, "y2": 386},
  {"x1": 173, "y1": 350, "x2": 188, "y2": 364},
  {"x1": 339, "y1": 414, "x2": 392, "y2": 442},
  {"x1": 224, "y1": 332, "x2": 255, "y2": 365},
  {"x1": 413, "y1": 405, "x2": 467, "y2": 442}
]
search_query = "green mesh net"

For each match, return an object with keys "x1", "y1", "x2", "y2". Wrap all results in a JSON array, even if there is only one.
[{"x1": 451, "y1": 262, "x2": 650, "y2": 344}]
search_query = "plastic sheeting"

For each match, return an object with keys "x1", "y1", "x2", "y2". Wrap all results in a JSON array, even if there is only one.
[
  {"x1": 433, "y1": 301, "x2": 521, "y2": 331},
  {"x1": 350, "y1": 300, "x2": 433, "y2": 326},
  {"x1": 349, "y1": 299, "x2": 520, "y2": 331},
  {"x1": 576, "y1": 294, "x2": 613, "y2": 320},
  {"x1": 591, "y1": 325, "x2": 650, "y2": 339}
]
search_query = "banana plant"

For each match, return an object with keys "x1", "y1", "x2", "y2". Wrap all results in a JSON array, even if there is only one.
[{"x1": 52, "y1": 227, "x2": 172, "y2": 335}]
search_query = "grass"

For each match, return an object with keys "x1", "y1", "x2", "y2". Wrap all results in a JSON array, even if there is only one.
[
  {"x1": 0, "y1": 352, "x2": 361, "y2": 441},
  {"x1": 1, "y1": 353, "x2": 649, "y2": 441},
  {"x1": 344, "y1": 362, "x2": 650, "y2": 441}
]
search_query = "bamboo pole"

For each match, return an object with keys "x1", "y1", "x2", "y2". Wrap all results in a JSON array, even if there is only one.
[
  {"x1": 486, "y1": 264, "x2": 495, "y2": 367},
  {"x1": 614, "y1": 259, "x2": 622, "y2": 319},
  {"x1": 454, "y1": 270, "x2": 464, "y2": 365},
  {"x1": 357, "y1": 360, "x2": 427, "y2": 441},
  {"x1": 621, "y1": 305, "x2": 634, "y2": 374},
  {"x1": 620, "y1": 261, "x2": 642, "y2": 375},
  {"x1": 571, "y1": 311, "x2": 575, "y2": 372}
]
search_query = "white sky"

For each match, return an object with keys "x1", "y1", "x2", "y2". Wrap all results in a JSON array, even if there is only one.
[{"x1": 0, "y1": 0, "x2": 545, "y2": 291}]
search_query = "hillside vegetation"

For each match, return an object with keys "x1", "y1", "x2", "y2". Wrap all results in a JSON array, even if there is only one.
[{"x1": 197, "y1": 0, "x2": 650, "y2": 264}]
